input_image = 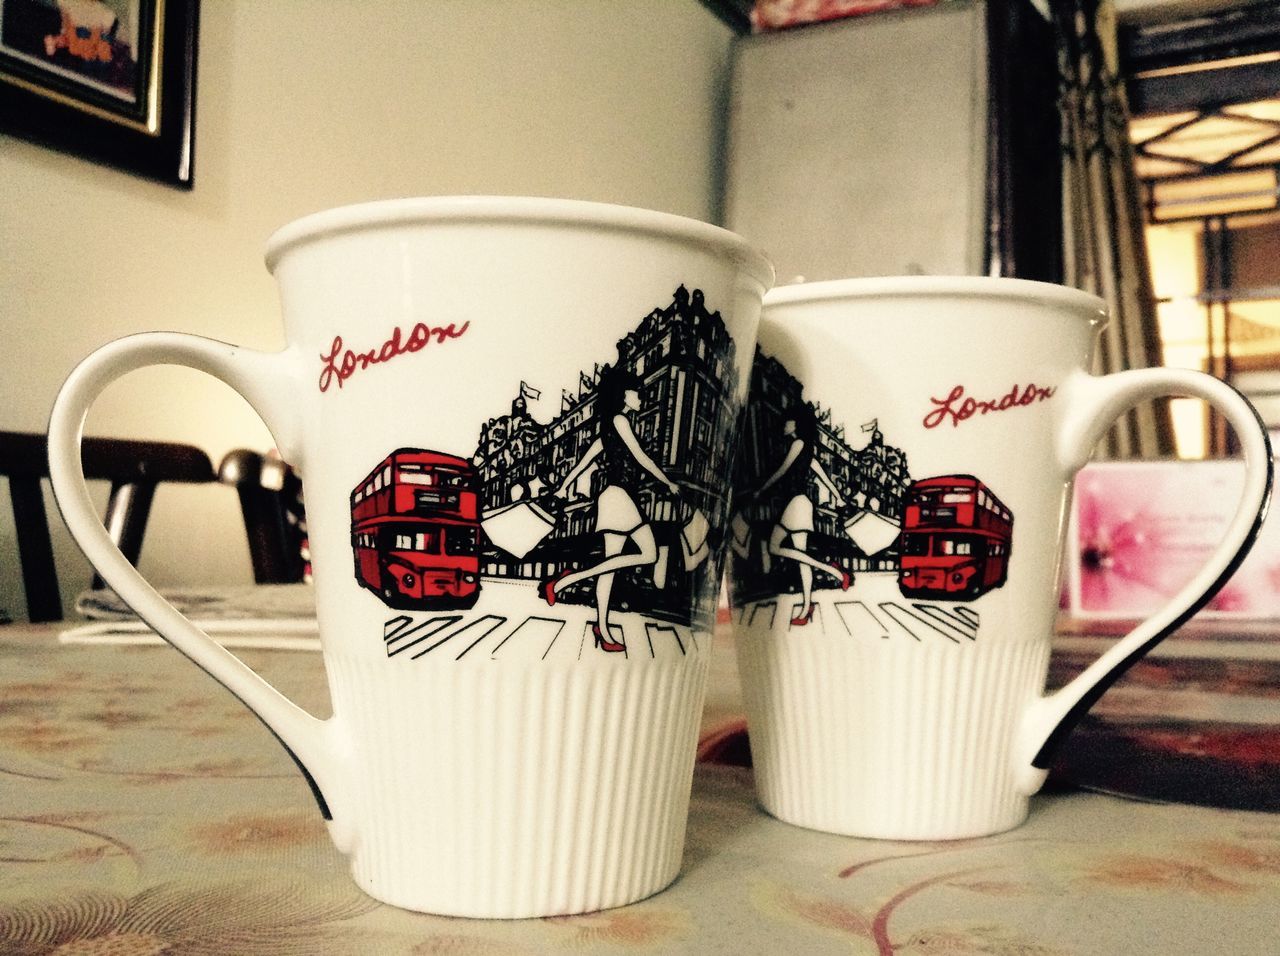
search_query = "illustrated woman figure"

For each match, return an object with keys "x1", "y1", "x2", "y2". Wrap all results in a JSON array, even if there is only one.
[
  {"x1": 544, "y1": 365, "x2": 680, "y2": 652},
  {"x1": 753, "y1": 405, "x2": 851, "y2": 625}
]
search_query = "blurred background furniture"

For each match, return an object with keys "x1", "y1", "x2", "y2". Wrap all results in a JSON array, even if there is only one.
[
  {"x1": 217, "y1": 449, "x2": 308, "y2": 586},
  {"x1": 1, "y1": 430, "x2": 216, "y2": 623},
  {"x1": 720, "y1": 0, "x2": 1187, "y2": 458},
  {"x1": 1, "y1": 433, "x2": 308, "y2": 623},
  {"x1": 722, "y1": 0, "x2": 1061, "y2": 285},
  {"x1": 1121, "y1": 1, "x2": 1280, "y2": 457}
]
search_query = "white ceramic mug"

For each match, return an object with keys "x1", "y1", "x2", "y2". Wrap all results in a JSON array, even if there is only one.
[
  {"x1": 49, "y1": 197, "x2": 773, "y2": 917},
  {"x1": 728, "y1": 276, "x2": 1272, "y2": 840}
]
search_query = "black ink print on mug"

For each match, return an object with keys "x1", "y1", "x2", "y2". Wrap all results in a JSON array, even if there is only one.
[
  {"x1": 729, "y1": 346, "x2": 1015, "y2": 638},
  {"x1": 361, "y1": 286, "x2": 745, "y2": 659},
  {"x1": 730, "y1": 349, "x2": 911, "y2": 617},
  {"x1": 475, "y1": 286, "x2": 739, "y2": 639}
]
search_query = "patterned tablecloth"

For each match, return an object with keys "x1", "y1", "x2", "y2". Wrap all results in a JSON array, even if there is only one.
[{"x1": 2, "y1": 622, "x2": 1278, "y2": 955}]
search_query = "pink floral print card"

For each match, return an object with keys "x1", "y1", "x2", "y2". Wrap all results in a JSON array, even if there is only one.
[{"x1": 1066, "y1": 460, "x2": 1280, "y2": 619}]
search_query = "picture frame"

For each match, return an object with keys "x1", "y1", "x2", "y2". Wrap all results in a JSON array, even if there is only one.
[{"x1": 0, "y1": 0, "x2": 198, "y2": 189}]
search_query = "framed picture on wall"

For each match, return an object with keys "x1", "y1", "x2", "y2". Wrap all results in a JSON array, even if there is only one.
[{"x1": 0, "y1": 0, "x2": 198, "y2": 189}]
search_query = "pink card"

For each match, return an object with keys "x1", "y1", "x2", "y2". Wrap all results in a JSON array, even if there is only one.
[{"x1": 1066, "y1": 460, "x2": 1280, "y2": 619}]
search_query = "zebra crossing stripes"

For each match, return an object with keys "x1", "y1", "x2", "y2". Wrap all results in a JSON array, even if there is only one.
[
  {"x1": 489, "y1": 616, "x2": 568, "y2": 662},
  {"x1": 910, "y1": 603, "x2": 978, "y2": 641},
  {"x1": 879, "y1": 603, "x2": 946, "y2": 642},
  {"x1": 738, "y1": 596, "x2": 982, "y2": 645},
  {"x1": 383, "y1": 615, "x2": 461, "y2": 657},
  {"x1": 645, "y1": 622, "x2": 685, "y2": 658},
  {"x1": 739, "y1": 601, "x2": 777, "y2": 628},
  {"x1": 450, "y1": 615, "x2": 508, "y2": 659},
  {"x1": 382, "y1": 611, "x2": 696, "y2": 662},
  {"x1": 832, "y1": 601, "x2": 890, "y2": 640}
]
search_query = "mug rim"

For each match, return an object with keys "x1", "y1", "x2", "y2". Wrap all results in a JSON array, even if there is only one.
[
  {"x1": 264, "y1": 195, "x2": 775, "y2": 285},
  {"x1": 765, "y1": 275, "x2": 1107, "y2": 317}
]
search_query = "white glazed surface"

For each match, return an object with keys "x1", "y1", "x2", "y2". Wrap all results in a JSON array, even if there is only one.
[
  {"x1": 732, "y1": 277, "x2": 1270, "y2": 840},
  {"x1": 48, "y1": 197, "x2": 772, "y2": 917}
]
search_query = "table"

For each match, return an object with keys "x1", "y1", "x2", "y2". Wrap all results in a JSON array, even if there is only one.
[{"x1": 2, "y1": 621, "x2": 1278, "y2": 954}]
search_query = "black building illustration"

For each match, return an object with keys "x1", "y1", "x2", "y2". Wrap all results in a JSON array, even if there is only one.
[
  {"x1": 472, "y1": 286, "x2": 743, "y2": 628},
  {"x1": 730, "y1": 346, "x2": 912, "y2": 605}
]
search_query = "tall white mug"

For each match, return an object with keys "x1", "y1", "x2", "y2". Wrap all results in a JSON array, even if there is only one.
[
  {"x1": 728, "y1": 276, "x2": 1272, "y2": 840},
  {"x1": 49, "y1": 197, "x2": 773, "y2": 916}
]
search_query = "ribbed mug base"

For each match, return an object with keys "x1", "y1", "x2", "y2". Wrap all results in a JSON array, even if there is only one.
[
  {"x1": 737, "y1": 625, "x2": 1050, "y2": 842},
  {"x1": 328, "y1": 649, "x2": 710, "y2": 919}
]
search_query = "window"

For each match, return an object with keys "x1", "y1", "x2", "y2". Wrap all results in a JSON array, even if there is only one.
[
  {"x1": 385, "y1": 527, "x2": 439, "y2": 552},
  {"x1": 1124, "y1": 15, "x2": 1280, "y2": 457},
  {"x1": 448, "y1": 527, "x2": 479, "y2": 556},
  {"x1": 944, "y1": 535, "x2": 984, "y2": 556},
  {"x1": 901, "y1": 534, "x2": 930, "y2": 556}
]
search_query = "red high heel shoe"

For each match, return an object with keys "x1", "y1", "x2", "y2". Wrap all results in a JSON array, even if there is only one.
[
  {"x1": 831, "y1": 562, "x2": 851, "y2": 591},
  {"x1": 790, "y1": 603, "x2": 814, "y2": 627},
  {"x1": 593, "y1": 623, "x2": 626, "y2": 653},
  {"x1": 542, "y1": 569, "x2": 570, "y2": 607}
]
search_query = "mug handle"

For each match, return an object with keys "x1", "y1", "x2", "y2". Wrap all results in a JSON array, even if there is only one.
[
  {"x1": 1014, "y1": 366, "x2": 1274, "y2": 795},
  {"x1": 47, "y1": 333, "x2": 350, "y2": 840}
]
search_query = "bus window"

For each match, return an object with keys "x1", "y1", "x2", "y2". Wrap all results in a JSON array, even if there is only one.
[
  {"x1": 447, "y1": 526, "x2": 479, "y2": 556},
  {"x1": 942, "y1": 489, "x2": 971, "y2": 504},
  {"x1": 947, "y1": 535, "x2": 986, "y2": 556},
  {"x1": 385, "y1": 528, "x2": 440, "y2": 553},
  {"x1": 901, "y1": 534, "x2": 931, "y2": 556}
]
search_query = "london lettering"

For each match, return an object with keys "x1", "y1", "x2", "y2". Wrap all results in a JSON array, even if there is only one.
[
  {"x1": 923, "y1": 382, "x2": 1055, "y2": 429},
  {"x1": 318, "y1": 321, "x2": 471, "y2": 393}
]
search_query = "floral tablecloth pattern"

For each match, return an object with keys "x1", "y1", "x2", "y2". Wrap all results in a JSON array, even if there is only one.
[{"x1": 2, "y1": 625, "x2": 1278, "y2": 955}]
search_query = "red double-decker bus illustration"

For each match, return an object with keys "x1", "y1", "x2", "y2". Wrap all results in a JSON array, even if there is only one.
[
  {"x1": 351, "y1": 449, "x2": 481, "y2": 609},
  {"x1": 898, "y1": 475, "x2": 1012, "y2": 601}
]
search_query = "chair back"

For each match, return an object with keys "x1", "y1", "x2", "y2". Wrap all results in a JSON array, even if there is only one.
[
  {"x1": 218, "y1": 449, "x2": 308, "y2": 585},
  {"x1": 1, "y1": 431, "x2": 216, "y2": 622}
]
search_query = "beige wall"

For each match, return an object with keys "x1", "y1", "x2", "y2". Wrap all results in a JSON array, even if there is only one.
[{"x1": 0, "y1": 0, "x2": 734, "y2": 619}]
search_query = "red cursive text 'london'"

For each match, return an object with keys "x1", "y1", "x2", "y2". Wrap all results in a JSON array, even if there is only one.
[
  {"x1": 923, "y1": 382, "x2": 1055, "y2": 429},
  {"x1": 318, "y1": 321, "x2": 471, "y2": 393}
]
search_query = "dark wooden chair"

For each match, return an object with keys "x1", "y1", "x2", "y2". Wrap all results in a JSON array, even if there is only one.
[
  {"x1": 1, "y1": 430, "x2": 217, "y2": 623},
  {"x1": 217, "y1": 449, "x2": 308, "y2": 585}
]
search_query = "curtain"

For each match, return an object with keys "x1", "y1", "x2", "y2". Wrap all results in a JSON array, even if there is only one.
[{"x1": 1053, "y1": 0, "x2": 1177, "y2": 458}]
